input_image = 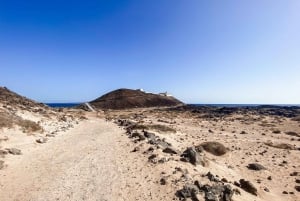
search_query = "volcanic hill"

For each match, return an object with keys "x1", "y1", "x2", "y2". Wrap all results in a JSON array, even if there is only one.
[{"x1": 85, "y1": 88, "x2": 184, "y2": 110}]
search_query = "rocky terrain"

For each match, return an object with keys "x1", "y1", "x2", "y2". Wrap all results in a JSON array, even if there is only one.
[
  {"x1": 106, "y1": 105, "x2": 300, "y2": 201},
  {"x1": 0, "y1": 87, "x2": 299, "y2": 201}
]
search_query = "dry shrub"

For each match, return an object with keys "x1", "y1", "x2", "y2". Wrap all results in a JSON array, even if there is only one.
[
  {"x1": 0, "y1": 160, "x2": 4, "y2": 170},
  {"x1": 292, "y1": 116, "x2": 300, "y2": 122},
  {"x1": 272, "y1": 129, "x2": 281, "y2": 134},
  {"x1": 264, "y1": 142, "x2": 296, "y2": 150},
  {"x1": 285, "y1": 131, "x2": 300, "y2": 137},
  {"x1": 259, "y1": 122, "x2": 275, "y2": 127},
  {"x1": 148, "y1": 124, "x2": 176, "y2": 133},
  {"x1": 18, "y1": 119, "x2": 43, "y2": 133},
  {"x1": 0, "y1": 112, "x2": 13, "y2": 129},
  {"x1": 129, "y1": 123, "x2": 176, "y2": 133},
  {"x1": 196, "y1": 141, "x2": 228, "y2": 156}
]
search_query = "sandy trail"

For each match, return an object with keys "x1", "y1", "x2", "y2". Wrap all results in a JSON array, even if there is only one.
[{"x1": 0, "y1": 118, "x2": 158, "y2": 201}]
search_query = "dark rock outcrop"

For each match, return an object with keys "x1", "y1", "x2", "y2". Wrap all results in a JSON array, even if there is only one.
[
  {"x1": 247, "y1": 163, "x2": 266, "y2": 171},
  {"x1": 239, "y1": 179, "x2": 257, "y2": 196}
]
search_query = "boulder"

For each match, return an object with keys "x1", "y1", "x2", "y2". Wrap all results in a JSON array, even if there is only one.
[
  {"x1": 239, "y1": 179, "x2": 257, "y2": 196},
  {"x1": 247, "y1": 163, "x2": 266, "y2": 171},
  {"x1": 181, "y1": 147, "x2": 209, "y2": 166}
]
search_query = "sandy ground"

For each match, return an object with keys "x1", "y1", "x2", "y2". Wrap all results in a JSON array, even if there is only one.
[
  {"x1": 1, "y1": 107, "x2": 300, "y2": 201},
  {"x1": 0, "y1": 115, "x2": 171, "y2": 201}
]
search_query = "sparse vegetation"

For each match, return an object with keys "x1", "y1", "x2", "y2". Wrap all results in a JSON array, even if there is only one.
[
  {"x1": 0, "y1": 111, "x2": 14, "y2": 129},
  {"x1": 129, "y1": 123, "x2": 176, "y2": 133},
  {"x1": 196, "y1": 141, "x2": 228, "y2": 156},
  {"x1": 272, "y1": 129, "x2": 281, "y2": 134},
  {"x1": 285, "y1": 131, "x2": 300, "y2": 137},
  {"x1": 292, "y1": 116, "x2": 300, "y2": 122},
  {"x1": 0, "y1": 110, "x2": 42, "y2": 133},
  {"x1": 18, "y1": 119, "x2": 43, "y2": 133},
  {"x1": 264, "y1": 142, "x2": 295, "y2": 150}
]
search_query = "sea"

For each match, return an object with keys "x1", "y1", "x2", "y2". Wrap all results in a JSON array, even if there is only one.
[
  {"x1": 45, "y1": 103, "x2": 81, "y2": 108},
  {"x1": 45, "y1": 103, "x2": 300, "y2": 108}
]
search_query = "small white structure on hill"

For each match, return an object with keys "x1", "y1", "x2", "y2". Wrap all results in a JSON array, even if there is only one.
[{"x1": 158, "y1": 91, "x2": 173, "y2": 97}]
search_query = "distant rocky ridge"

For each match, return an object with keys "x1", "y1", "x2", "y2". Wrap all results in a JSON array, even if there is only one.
[{"x1": 80, "y1": 88, "x2": 184, "y2": 110}]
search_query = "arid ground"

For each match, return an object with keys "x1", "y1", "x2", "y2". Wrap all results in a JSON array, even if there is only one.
[{"x1": 1, "y1": 102, "x2": 300, "y2": 201}]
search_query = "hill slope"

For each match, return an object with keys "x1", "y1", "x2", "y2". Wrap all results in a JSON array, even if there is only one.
[
  {"x1": 88, "y1": 88, "x2": 184, "y2": 110},
  {"x1": 0, "y1": 87, "x2": 46, "y2": 109}
]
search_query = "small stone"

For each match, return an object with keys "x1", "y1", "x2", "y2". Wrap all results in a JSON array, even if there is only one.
[
  {"x1": 36, "y1": 137, "x2": 48, "y2": 144},
  {"x1": 162, "y1": 147, "x2": 178, "y2": 155},
  {"x1": 267, "y1": 176, "x2": 272, "y2": 180},
  {"x1": 264, "y1": 187, "x2": 270, "y2": 192},
  {"x1": 290, "y1": 172, "x2": 299, "y2": 176},
  {"x1": 0, "y1": 150, "x2": 8, "y2": 156},
  {"x1": 282, "y1": 191, "x2": 288, "y2": 194},
  {"x1": 6, "y1": 148, "x2": 22, "y2": 155},
  {"x1": 132, "y1": 147, "x2": 140, "y2": 152},
  {"x1": 247, "y1": 163, "x2": 266, "y2": 171},
  {"x1": 160, "y1": 177, "x2": 167, "y2": 185},
  {"x1": 221, "y1": 178, "x2": 228, "y2": 183},
  {"x1": 295, "y1": 186, "x2": 300, "y2": 192}
]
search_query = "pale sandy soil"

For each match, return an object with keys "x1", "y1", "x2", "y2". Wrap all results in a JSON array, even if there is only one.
[{"x1": 0, "y1": 115, "x2": 171, "y2": 201}]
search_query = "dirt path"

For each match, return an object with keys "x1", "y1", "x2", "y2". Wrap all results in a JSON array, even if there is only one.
[{"x1": 0, "y1": 118, "x2": 165, "y2": 201}]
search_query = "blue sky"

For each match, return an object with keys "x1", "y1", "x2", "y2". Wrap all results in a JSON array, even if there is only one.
[{"x1": 0, "y1": 0, "x2": 299, "y2": 103}]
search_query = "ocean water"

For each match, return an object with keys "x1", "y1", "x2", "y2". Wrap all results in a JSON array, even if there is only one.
[
  {"x1": 45, "y1": 103, "x2": 300, "y2": 108},
  {"x1": 189, "y1": 104, "x2": 300, "y2": 108},
  {"x1": 45, "y1": 103, "x2": 81, "y2": 108}
]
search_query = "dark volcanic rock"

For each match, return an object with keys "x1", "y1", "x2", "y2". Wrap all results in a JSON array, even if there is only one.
[
  {"x1": 239, "y1": 179, "x2": 257, "y2": 196},
  {"x1": 177, "y1": 184, "x2": 200, "y2": 199},
  {"x1": 84, "y1": 88, "x2": 184, "y2": 110},
  {"x1": 247, "y1": 163, "x2": 267, "y2": 171},
  {"x1": 202, "y1": 184, "x2": 234, "y2": 201},
  {"x1": 181, "y1": 147, "x2": 208, "y2": 166},
  {"x1": 162, "y1": 147, "x2": 179, "y2": 155}
]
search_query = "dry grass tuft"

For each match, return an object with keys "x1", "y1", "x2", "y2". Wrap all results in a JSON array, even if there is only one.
[
  {"x1": 18, "y1": 119, "x2": 43, "y2": 133},
  {"x1": 129, "y1": 123, "x2": 176, "y2": 133},
  {"x1": 285, "y1": 131, "x2": 300, "y2": 137},
  {"x1": 0, "y1": 112, "x2": 14, "y2": 129},
  {"x1": 264, "y1": 142, "x2": 296, "y2": 150},
  {"x1": 196, "y1": 141, "x2": 228, "y2": 156}
]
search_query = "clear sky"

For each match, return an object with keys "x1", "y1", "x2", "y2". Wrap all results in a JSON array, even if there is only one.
[{"x1": 0, "y1": 0, "x2": 299, "y2": 104}]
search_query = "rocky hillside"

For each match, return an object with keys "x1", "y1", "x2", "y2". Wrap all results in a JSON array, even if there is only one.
[
  {"x1": 84, "y1": 88, "x2": 184, "y2": 110},
  {"x1": 0, "y1": 87, "x2": 46, "y2": 110}
]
